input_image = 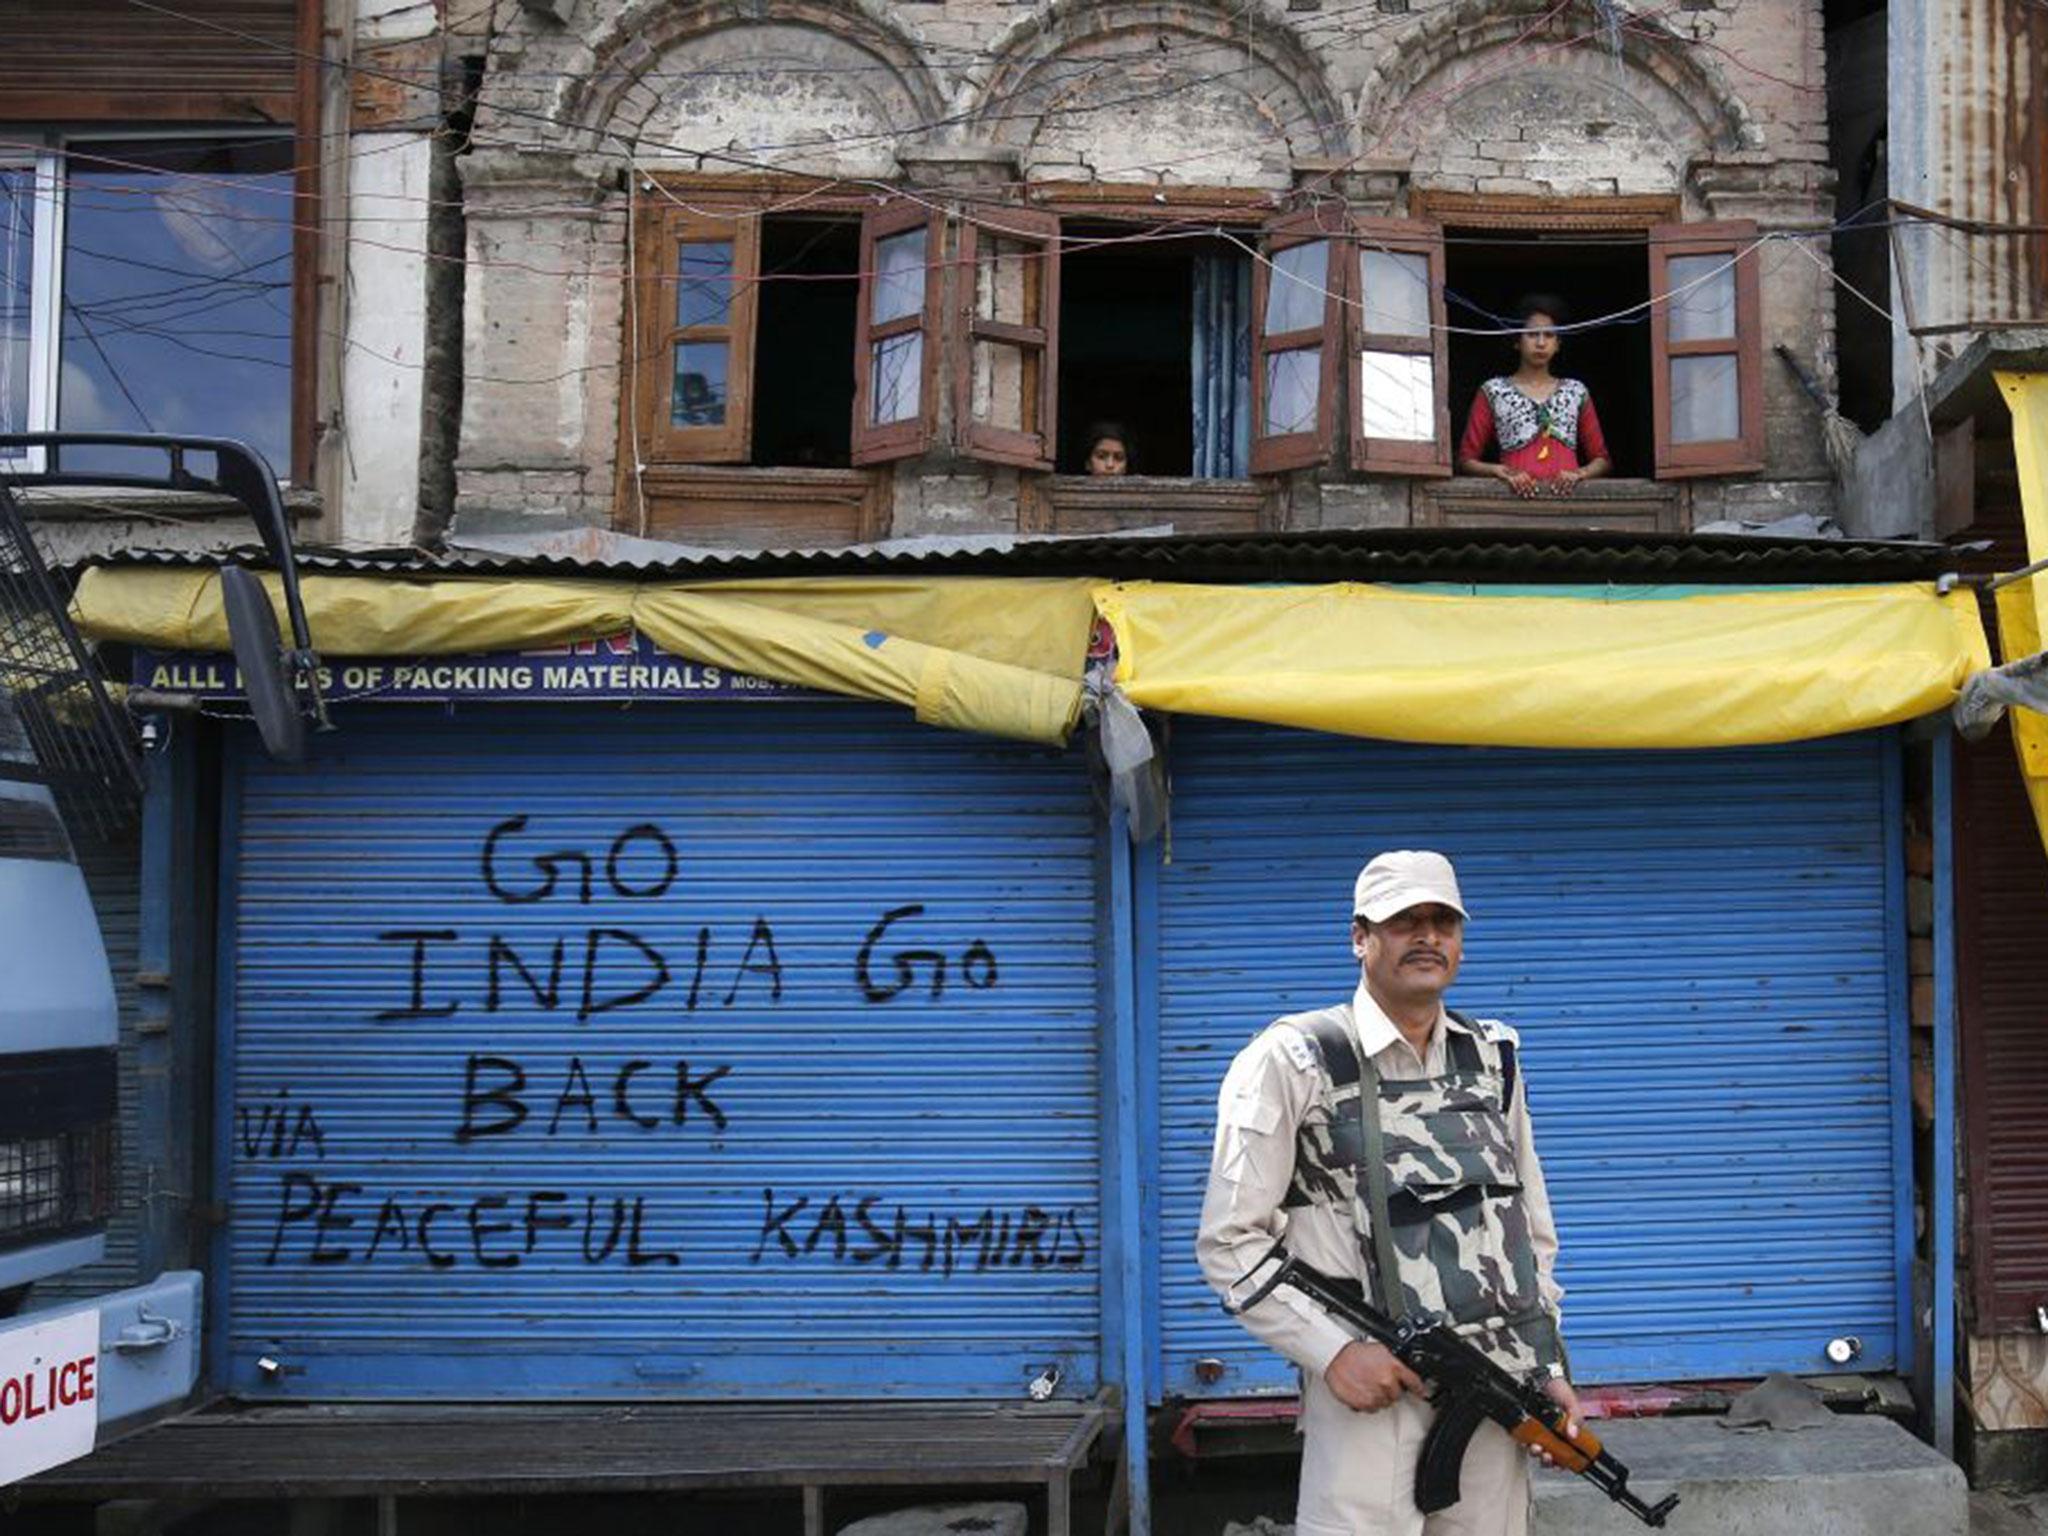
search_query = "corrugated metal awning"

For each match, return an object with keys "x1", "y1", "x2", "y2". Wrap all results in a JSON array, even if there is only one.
[{"x1": 78, "y1": 525, "x2": 1964, "y2": 587}]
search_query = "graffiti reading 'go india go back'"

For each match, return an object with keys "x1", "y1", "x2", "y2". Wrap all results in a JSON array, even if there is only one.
[{"x1": 368, "y1": 817, "x2": 1000, "y2": 1024}]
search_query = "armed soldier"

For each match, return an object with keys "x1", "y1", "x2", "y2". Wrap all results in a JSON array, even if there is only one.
[{"x1": 1197, "y1": 850, "x2": 1579, "y2": 1536}]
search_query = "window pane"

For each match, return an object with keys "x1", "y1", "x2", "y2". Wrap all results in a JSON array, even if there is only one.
[
  {"x1": 0, "y1": 168, "x2": 34, "y2": 442},
  {"x1": 976, "y1": 236, "x2": 1039, "y2": 327},
  {"x1": 869, "y1": 330, "x2": 922, "y2": 424},
  {"x1": 1264, "y1": 241, "x2": 1327, "y2": 334},
  {"x1": 59, "y1": 139, "x2": 294, "y2": 474},
  {"x1": 672, "y1": 340, "x2": 728, "y2": 426},
  {"x1": 1359, "y1": 351, "x2": 1434, "y2": 441},
  {"x1": 1666, "y1": 254, "x2": 1736, "y2": 342},
  {"x1": 1670, "y1": 353, "x2": 1740, "y2": 444},
  {"x1": 1359, "y1": 250, "x2": 1431, "y2": 338},
  {"x1": 971, "y1": 338, "x2": 1037, "y2": 434},
  {"x1": 872, "y1": 227, "x2": 926, "y2": 325},
  {"x1": 1263, "y1": 345, "x2": 1320, "y2": 437},
  {"x1": 676, "y1": 240, "x2": 734, "y2": 329}
]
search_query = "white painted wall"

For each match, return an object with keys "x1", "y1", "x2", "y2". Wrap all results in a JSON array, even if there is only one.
[
  {"x1": 357, "y1": 0, "x2": 439, "y2": 45},
  {"x1": 340, "y1": 132, "x2": 434, "y2": 547}
]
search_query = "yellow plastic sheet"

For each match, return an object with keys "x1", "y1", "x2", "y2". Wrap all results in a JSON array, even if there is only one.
[
  {"x1": 2000, "y1": 372, "x2": 2048, "y2": 646},
  {"x1": 70, "y1": 567, "x2": 1094, "y2": 744},
  {"x1": 1992, "y1": 583, "x2": 2048, "y2": 837},
  {"x1": 1097, "y1": 580, "x2": 1988, "y2": 749},
  {"x1": 1996, "y1": 371, "x2": 2048, "y2": 846}
]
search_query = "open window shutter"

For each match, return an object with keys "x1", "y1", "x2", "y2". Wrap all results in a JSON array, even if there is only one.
[
  {"x1": 852, "y1": 201, "x2": 942, "y2": 465},
  {"x1": 1348, "y1": 217, "x2": 1451, "y2": 475},
  {"x1": 1649, "y1": 220, "x2": 1764, "y2": 477},
  {"x1": 1249, "y1": 209, "x2": 1342, "y2": 475},
  {"x1": 957, "y1": 209, "x2": 1059, "y2": 471},
  {"x1": 637, "y1": 209, "x2": 758, "y2": 464}
]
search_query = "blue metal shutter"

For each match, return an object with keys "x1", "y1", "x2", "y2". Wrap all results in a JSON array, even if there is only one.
[
  {"x1": 219, "y1": 705, "x2": 1101, "y2": 1399},
  {"x1": 1154, "y1": 722, "x2": 1905, "y2": 1393}
]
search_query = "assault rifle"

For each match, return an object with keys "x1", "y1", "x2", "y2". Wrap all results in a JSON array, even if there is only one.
[{"x1": 1223, "y1": 1241, "x2": 1680, "y2": 1529}]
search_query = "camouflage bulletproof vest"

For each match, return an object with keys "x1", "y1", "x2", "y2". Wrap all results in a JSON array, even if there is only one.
[{"x1": 1279, "y1": 1004, "x2": 1561, "y2": 1373}]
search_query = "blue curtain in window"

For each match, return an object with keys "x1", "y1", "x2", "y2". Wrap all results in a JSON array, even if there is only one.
[{"x1": 1190, "y1": 252, "x2": 1252, "y2": 479}]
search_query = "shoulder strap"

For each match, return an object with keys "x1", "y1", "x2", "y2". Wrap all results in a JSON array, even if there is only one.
[
  {"x1": 1301, "y1": 1014, "x2": 1404, "y2": 1319},
  {"x1": 1447, "y1": 1009, "x2": 1517, "y2": 1111}
]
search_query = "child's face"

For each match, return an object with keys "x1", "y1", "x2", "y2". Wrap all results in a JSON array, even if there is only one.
[
  {"x1": 1517, "y1": 314, "x2": 1560, "y2": 369},
  {"x1": 1088, "y1": 438, "x2": 1128, "y2": 476}
]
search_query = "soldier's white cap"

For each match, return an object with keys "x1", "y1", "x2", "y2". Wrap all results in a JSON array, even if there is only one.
[{"x1": 1353, "y1": 850, "x2": 1468, "y2": 922}]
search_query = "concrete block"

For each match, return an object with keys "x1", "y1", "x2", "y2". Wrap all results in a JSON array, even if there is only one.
[
  {"x1": 1532, "y1": 1416, "x2": 1965, "y2": 1536},
  {"x1": 836, "y1": 1504, "x2": 1028, "y2": 1536},
  {"x1": 1968, "y1": 1489, "x2": 2048, "y2": 1535}
]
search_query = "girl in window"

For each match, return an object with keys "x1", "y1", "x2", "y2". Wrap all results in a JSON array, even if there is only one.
[
  {"x1": 1457, "y1": 296, "x2": 1611, "y2": 498},
  {"x1": 1085, "y1": 421, "x2": 1131, "y2": 477}
]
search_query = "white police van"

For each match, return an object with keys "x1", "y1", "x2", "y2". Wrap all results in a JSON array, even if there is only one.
[{"x1": 0, "y1": 434, "x2": 322, "y2": 1487}]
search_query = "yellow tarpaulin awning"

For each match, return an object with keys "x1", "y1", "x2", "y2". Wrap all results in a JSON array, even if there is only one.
[
  {"x1": 1996, "y1": 370, "x2": 2048, "y2": 845},
  {"x1": 71, "y1": 567, "x2": 1096, "y2": 745},
  {"x1": 1096, "y1": 579, "x2": 1989, "y2": 750},
  {"x1": 76, "y1": 561, "x2": 1996, "y2": 756}
]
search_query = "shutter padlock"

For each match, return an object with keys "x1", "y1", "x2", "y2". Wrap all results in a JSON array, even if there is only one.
[
  {"x1": 2035, "y1": 1305, "x2": 2048, "y2": 1335},
  {"x1": 1824, "y1": 1336, "x2": 1862, "y2": 1365},
  {"x1": 1027, "y1": 1364, "x2": 1062, "y2": 1401}
]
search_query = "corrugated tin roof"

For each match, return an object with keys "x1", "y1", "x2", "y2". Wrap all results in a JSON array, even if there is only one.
[{"x1": 80, "y1": 524, "x2": 1964, "y2": 585}]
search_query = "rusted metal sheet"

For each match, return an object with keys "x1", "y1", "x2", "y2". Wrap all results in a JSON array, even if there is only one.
[
  {"x1": 1957, "y1": 722, "x2": 2048, "y2": 1331},
  {"x1": 0, "y1": 1, "x2": 299, "y2": 123},
  {"x1": 1904, "y1": 0, "x2": 2047, "y2": 332}
]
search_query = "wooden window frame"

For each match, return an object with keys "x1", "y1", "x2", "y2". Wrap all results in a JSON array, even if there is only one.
[
  {"x1": 1347, "y1": 217, "x2": 1451, "y2": 476},
  {"x1": 955, "y1": 207, "x2": 1060, "y2": 472},
  {"x1": 1649, "y1": 219, "x2": 1765, "y2": 478},
  {"x1": 1250, "y1": 208, "x2": 1343, "y2": 475},
  {"x1": 851, "y1": 199, "x2": 943, "y2": 466},
  {"x1": 632, "y1": 209, "x2": 759, "y2": 465}
]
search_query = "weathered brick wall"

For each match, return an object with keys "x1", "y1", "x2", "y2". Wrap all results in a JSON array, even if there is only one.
[{"x1": 453, "y1": 0, "x2": 1837, "y2": 538}]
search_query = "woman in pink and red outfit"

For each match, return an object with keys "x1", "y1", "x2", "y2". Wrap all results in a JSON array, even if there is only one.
[{"x1": 1456, "y1": 295, "x2": 1612, "y2": 498}]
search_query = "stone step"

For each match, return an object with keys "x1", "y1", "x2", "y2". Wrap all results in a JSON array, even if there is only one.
[{"x1": 1533, "y1": 1416, "x2": 1965, "y2": 1536}]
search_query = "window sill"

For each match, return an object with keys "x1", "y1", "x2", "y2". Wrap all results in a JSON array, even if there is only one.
[
  {"x1": 1417, "y1": 477, "x2": 1684, "y2": 533},
  {"x1": 1030, "y1": 475, "x2": 1270, "y2": 535},
  {"x1": 632, "y1": 464, "x2": 887, "y2": 547}
]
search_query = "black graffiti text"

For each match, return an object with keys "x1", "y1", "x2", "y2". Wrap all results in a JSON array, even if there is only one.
[
  {"x1": 750, "y1": 1188, "x2": 1087, "y2": 1276},
  {"x1": 481, "y1": 816, "x2": 678, "y2": 905},
  {"x1": 371, "y1": 918, "x2": 782, "y2": 1023},
  {"x1": 237, "y1": 1089, "x2": 327, "y2": 1161},
  {"x1": 262, "y1": 1170, "x2": 681, "y2": 1270},
  {"x1": 454, "y1": 1052, "x2": 731, "y2": 1142},
  {"x1": 855, "y1": 904, "x2": 1000, "y2": 1003}
]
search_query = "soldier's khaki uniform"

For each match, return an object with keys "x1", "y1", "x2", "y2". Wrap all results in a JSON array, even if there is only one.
[{"x1": 1196, "y1": 983, "x2": 1566, "y2": 1536}]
